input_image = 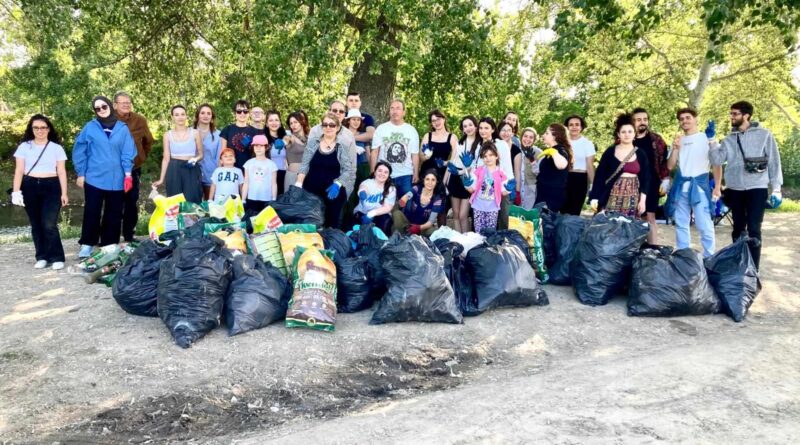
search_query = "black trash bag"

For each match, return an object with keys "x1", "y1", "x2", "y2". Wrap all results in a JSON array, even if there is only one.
[
  {"x1": 370, "y1": 234, "x2": 463, "y2": 324},
  {"x1": 271, "y1": 185, "x2": 325, "y2": 226},
  {"x1": 320, "y1": 228, "x2": 353, "y2": 264},
  {"x1": 464, "y1": 243, "x2": 549, "y2": 315},
  {"x1": 336, "y1": 257, "x2": 373, "y2": 313},
  {"x1": 628, "y1": 247, "x2": 720, "y2": 317},
  {"x1": 535, "y1": 203, "x2": 558, "y2": 267},
  {"x1": 704, "y1": 237, "x2": 762, "y2": 322},
  {"x1": 434, "y1": 240, "x2": 476, "y2": 316},
  {"x1": 571, "y1": 212, "x2": 649, "y2": 306},
  {"x1": 182, "y1": 216, "x2": 228, "y2": 239},
  {"x1": 112, "y1": 240, "x2": 174, "y2": 317},
  {"x1": 157, "y1": 236, "x2": 232, "y2": 348},
  {"x1": 352, "y1": 223, "x2": 388, "y2": 298},
  {"x1": 481, "y1": 228, "x2": 533, "y2": 266},
  {"x1": 224, "y1": 254, "x2": 292, "y2": 335},
  {"x1": 549, "y1": 215, "x2": 589, "y2": 285}
]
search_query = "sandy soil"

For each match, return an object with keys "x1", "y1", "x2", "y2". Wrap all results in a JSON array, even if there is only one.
[{"x1": 0, "y1": 214, "x2": 798, "y2": 444}]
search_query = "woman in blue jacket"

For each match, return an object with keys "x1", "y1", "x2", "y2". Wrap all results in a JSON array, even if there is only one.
[{"x1": 72, "y1": 96, "x2": 137, "y2": 257}]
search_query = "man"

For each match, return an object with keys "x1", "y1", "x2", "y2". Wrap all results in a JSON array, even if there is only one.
[
  {"x1": 665, "y1": 108, "x2": 722, "y2": 258},
  {"x1": 562, "y1": 115, "x2": 596, "y2": 216},
  {"x1": 371, "y1": 99, "x2": 419, "y2": 197},
  {"x1": 632, "y1": 107, "x2": 670, "y2": 244},
  {"x1": 220, "y1": 99, "x2": 257, "y2": 170},
  {"x1": 250, "y1": 106, "x2": 266, "y2": 135},
  {"x1": 346, "y1": 91, "x2": 377, "y2": 143},
  {"x1": 711, "y1": 101, "x2": 783, "y2": 268},
  {"x1": 113, "y1": 91, "x2": 154, "y2": 242}
]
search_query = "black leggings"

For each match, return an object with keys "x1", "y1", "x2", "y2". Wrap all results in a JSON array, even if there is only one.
[
  {"x1": 725, "y1": 188, "x2": 768, "y2": 269},
  {"x1": 535, "y1": 183, "x2": 567, "y2": 213},
  {"x1": 563, "y1": 172, "x2": 588, "y2": 215}
]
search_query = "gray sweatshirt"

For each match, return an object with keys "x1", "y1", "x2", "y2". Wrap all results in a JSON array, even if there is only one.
[{"x1": 710, "y1": 122, "x2": 783, "y2": 191}]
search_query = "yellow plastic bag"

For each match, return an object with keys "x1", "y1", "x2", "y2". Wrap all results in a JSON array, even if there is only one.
[
  {"x1": 278, "y1": 231, "x2": 324, "y2": 276},
  {"x1": 211, "y1": 229, "x2": 247, "y2": 253},
  {"x1": 209, "y1": 196, "x2": 245, "y2": 222},
  {"x1": 251, "y1": 206, "x2": 283, "y2": 233},
  {"x1": 509, "y1": 215, "x2": 535, "y2": 249},
  {"x1": 148, "y1": 193, "x2": 186, "y2": 240}
]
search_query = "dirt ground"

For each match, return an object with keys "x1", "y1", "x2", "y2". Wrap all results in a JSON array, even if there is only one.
[{"x1": 1, "y1": 214, "x2": 798, "y2": 445}]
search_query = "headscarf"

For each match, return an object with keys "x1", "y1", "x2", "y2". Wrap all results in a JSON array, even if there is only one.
[{"x1": 92, "y1": 95, "x2": 118, "y2": 128}]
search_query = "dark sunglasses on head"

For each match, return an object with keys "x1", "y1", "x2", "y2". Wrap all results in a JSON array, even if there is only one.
[
  {"x1": 235, "y1": 109, "x2": 249, "y2": 114},
  {"x1": 321, "y1": 122, "x2": 338, "y2": 128},
  {"x1": 94, "y1": 104, "x2": 109, "y2": 112}
]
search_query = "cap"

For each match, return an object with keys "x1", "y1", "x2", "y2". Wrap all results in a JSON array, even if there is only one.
[
  {"x1": 252, "y1": 134, "x2": 269, "y2": 146},
  {"x1": 345, "y1": 109, "x2": 363, "y2": 119}
]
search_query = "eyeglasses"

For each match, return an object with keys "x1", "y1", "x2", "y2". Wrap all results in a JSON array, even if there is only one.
[
  {"x1": 115, "y1": 101, "x2": 132, "y2": 106},
  {"x1": 94, "y1": 105, "x2": 109, "y2": 112},
  {"x1": 32, "y1": 126, "x2": 49, "y2": 131},
  {"x1": 330, "y1": 109, "x2": 346, "y2": 115},
  {"x1": 321, "y1": 122, "x2": 338, "y2": 128},
  {"x1": 235, "y1": 109, "x2": 249, "y2": 114},
  {"x1": 729, "y1": 112, "x2": 742, "y2": 117}
]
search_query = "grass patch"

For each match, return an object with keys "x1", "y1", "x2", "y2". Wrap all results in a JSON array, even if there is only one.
[{"x1": 767, "y1": 197, "x2": 800, "y2": 213}]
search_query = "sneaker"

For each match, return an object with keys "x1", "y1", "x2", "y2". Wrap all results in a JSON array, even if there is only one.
[
  {"x1": 34, "y1": 260, "x2": 48, "y2": 269},
  {"x1": 78, "y1": 245, "x2": 94, "y2": 259},
  {"x1": 52, "y1": 262, "x2": 65, "y2": 270}
]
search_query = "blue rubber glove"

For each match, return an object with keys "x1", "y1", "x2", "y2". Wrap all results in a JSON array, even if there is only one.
[
  {"x1": 447, "y1": 163, "x2": 460, "y2": 175},
  {"x1": 435, "y1": 158, "x2": 446, "y2": 168},
  {"x1": 361, "y1": 214, "x2": 373, "y2": 225},
  {"x1": 505, "y1": 179, "x2": 516, "y2": 192},
  {"x1": 241, "y1": 134, "x2": 252, "y2": 148},
  {"x1": 509, "y1": 189, "x2": 516, "y2": 202},
  {"x1": 459, "y1": 151, "x2": 474, "y2": 169},
  {"x1": 358, "y1": 190, "x2": 368, "y2": 202},
  {"x1": 273, "y1": 138, "x2": 285, "y2": 153},
  {"x1": 704, "y1": 120, "x2": 716, "y2": 139},
  {"x1": 768, "y1": 191, "x2": 782, "y2": 209},
  {"x1": 461, "y1": 174, "x2": 474, "y2": 187},
  {"x1": 326, "y1": 182, "x2": 341, "y2": 200}
]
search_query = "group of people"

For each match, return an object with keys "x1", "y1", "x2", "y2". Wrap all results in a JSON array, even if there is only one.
[{"x1": 11, "y1": 92, "x2": 783, "y2": 271}]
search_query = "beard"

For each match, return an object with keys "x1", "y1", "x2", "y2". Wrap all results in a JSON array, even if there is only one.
[
  {"x1": 636, "y1": 125, "x2": 648, "y2": 134},
  {"x1": 731, "y1": 117, "x2": 745, "y2": 129}
]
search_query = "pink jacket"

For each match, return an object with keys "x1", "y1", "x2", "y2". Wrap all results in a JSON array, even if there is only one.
[{"x1": 469, "y1": 166, "x2": 507, "y2": 207}]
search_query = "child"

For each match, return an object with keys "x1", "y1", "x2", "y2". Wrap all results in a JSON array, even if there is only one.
[
  {"x1": 465, "y1": 141, "x2": 511, "y2": 234},
  {"x1": 242, "y1": 134, "x2": 278, "y2": 216},
  {"x1": 210, "y1": 148, "x2": 244, "y2": 202}
]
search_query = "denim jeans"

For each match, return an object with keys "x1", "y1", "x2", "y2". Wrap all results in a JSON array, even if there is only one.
[
  {"x1": 393, "y1": 175, "x2": 413, "y2": 199},
  {"x1": 674, "y1": 185, "x2": 715, "y2": 258}
]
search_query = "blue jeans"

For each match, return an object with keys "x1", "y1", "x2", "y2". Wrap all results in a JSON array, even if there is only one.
[
  {"x1": 393, "y1": 175, "x2": 413, "y2": 199},
  {"x1": 674, "y1": 185, "x2": 715, "y2": 258}
]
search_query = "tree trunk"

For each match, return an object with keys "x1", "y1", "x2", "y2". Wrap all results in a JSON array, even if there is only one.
[{"x1": 348, "y1": 51, "x2": 398, "y2": 122}]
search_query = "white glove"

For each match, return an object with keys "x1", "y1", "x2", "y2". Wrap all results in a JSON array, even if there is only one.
[
  {"x1": 590, "y1": 199, "x2": 598, "y2": 212},
  {"x1": 11, "y1": 191, "x2": 24, "y2": 207},
  {"x1": 423, "y1": 148, "x2": 433, "y2": 158},
  {"x1": 188, "y1": 157, "x2": 198, "y2": 166},
  {"x1": 366, "y1": 210, "x2": 377, "y2": 219},
  {"x1": 659, "y1": 178, "x2": 671, "y2": 195},
  {"x1": 356, "y1": 146, "x2": 365, "y2": 155},
  {"x1": 294, "y1": 181, "x2": 303, "y2": 188}
]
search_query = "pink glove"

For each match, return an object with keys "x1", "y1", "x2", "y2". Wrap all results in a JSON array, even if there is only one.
[{"x1": 124, "y1": 176, "x2": 133, "y2": 193}]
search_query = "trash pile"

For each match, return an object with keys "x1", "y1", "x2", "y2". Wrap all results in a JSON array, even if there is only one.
[{"x1": 84, "y1": 196, "x2": 762, "y2": 348}]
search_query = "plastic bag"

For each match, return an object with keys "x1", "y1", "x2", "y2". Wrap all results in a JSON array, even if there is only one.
[
  {"x1": 225, "y1": 255, "x2": 292, "y2": 335},
  {"x1": 157, "y1": 237, "x2": 232, "y2": 348},
  {"x1": 509, "y1": 205, "x2": 549, "y2": 281},
  {"x1": 320, "y1": 228, "x2": 353, "y2": 264},
  {"x1": 178, "y1": 201, "x2": 210, "y2": 230},
  {"x1": 704, "y1": 237, "x2": 762, "y2": 322},
  {"x1": 209, "y1": 196, "x2": 245, "y2": 222},
  {"x1": 571, "y1": 213, "x2": 649, "y2": 306},
  {"x1": 535, "y1": 204, "x2": 558, "y2": 268},
  {"x1": 628, "y1": 247, "x2": 719, "y2": 317},
  {"x1": 481, "y1": 228, "x2": 533, "y2": 266},
  {"x1": 277, "y1": 225, "x2": 324, "y2": 276},
  {"x1": 271, "y1": 185, "x2": 325, "y2": 226},
  {"x1": 246, "y1": 232, "x2": 288, "y2": 276},
  {"x1": 285, "y1": 247, "x2": 337, "y2": 331},
  {"x1": 112, "y1": 240, "x2": 173, "y2": 317},
  {"x1": 251, "y1": 205, "x2": 283, "y2": 233},
  {"x1": 434, "y1": 240, "x2": 475, "y2": 317},
  {"x1": 336, "y1": 256, "x2": 372, "y2": 313},
  {"x1": 370, "y1": 234, "x2": 463, "y2": 324},
  {"x1": 149, "y1": 193, "x2": 186, "y2": 240},
  {"x1": 548, "y1": 215, "x2": 589, "y2": 285},
  {"x1": 351, "y1": 223, "x2": 388, "y2": 298},
  {"x1": 464, "y1": 243, "x2": 549, "y2": 315}
]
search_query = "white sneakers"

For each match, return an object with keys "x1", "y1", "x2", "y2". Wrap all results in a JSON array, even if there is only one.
[
  {"x1": 34, "y1": 260, "x2": 48, "y2": 269},
  {"x1": 52, "y1": 262, "x2": 65, "y2": 270}
]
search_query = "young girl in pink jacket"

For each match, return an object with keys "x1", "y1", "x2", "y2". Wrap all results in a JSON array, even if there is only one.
[{"x1": 465, "y1": 141, "x2": 510, "y2": 233}]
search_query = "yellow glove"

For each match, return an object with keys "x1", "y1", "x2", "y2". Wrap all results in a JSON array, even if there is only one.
[{"x1": 536, "y1": 148, "x2": 558, "y2": 159}]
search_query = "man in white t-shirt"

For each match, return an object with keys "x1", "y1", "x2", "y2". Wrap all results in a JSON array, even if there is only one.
[
  {"x1": 370, "y1": 99, "x2": 419, "y2": 198},
  {"x1": 563, "y1": 115, "x2": 596, "y2": 216},
  {"x1": 666, "y1": 108, "x2": 722, "y2": 258}
]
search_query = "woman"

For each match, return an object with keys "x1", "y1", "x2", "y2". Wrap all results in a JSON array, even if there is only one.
[
  {"x1": 499, "y1": 121, "x2": 523, "y2": 206},
  {"x1": 195, "y1": 104, "x2": 221, "y2": 200},
  {"x1": 447, "y1": 116, "x2": 479, "y2": 233},
  {"x1": 589, "y1": 114, "x2": 650, "y2": 218},
  {"x1": 295, "y1": 112, "x2": 356, "y2": 229},
  {"x1": 519, "y1": 127, "x2": 541, "y2": 209},
  {"x1": 420, "y1": 109, "x2": 456, "y2": 227},
  {"x1": 477, "y1": 117, "x2": 514, "y2": 229},
  {"x1": 73, "y1": 95, "x2": 137, "y2": 258},
  {"x1": 534, "y1": 124, "x2": 572, "y2": 212},
  {"x1": 11, "y1": 114, "x2": 69, "y2": 269},
  {"x1": 152, "y1": 105, "x2": 204, "y2": 203},
  {"x1": 562, "y1": 115, "x2": 597, "y2": 216},
  {"x1": 394, "y1": 168, "x2": 446, "y2": 236},
  {"x1": 354, "y1": 161, "x2": 396, "y2": 235},
  {"x1": 502, "y1": 111, "x2": 521, "y2": 147},
  {"x1": 284, "y1": 111, "x2": 309, "y2": 192},
  {"x1": 265, "y1": 110, "x2": 288, "y2": 196}
]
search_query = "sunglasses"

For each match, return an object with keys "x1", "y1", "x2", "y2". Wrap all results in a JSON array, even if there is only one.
[
  {"x1": 235, "y1": 109, "x2": 249, "y2": 114},
  {"x1": 321, "y1": 122, "x2": 338, "y2": 128},
  {"x1": 330, "y1": 109, "x2": 346, "y2": 114},
  {"x1": 32, "y1": 126, "x2": 49, "y2": 131},
  {"x1": 94, "y1": 104, "x2": 109, "y2": 112}
]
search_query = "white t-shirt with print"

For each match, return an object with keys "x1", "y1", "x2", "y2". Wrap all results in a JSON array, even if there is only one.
[
  {"x1": 570, "y1": 136, "x2": 596, "y2": 171},
  {"x1": 212, "y1": 166, "x2": 244, "y2": 200},
  {"x1": 372, "y1": 122, "x2": 420, "y2": 178},
  {"x1": 354, "y1": 178, "x2": 397, "y2": 214},
  {"x1": 243, "y1": 158, "x2": 278, "y2": 201},
  {"x1": 678, "y1": 132, "x2": 712, "y2": 191}
]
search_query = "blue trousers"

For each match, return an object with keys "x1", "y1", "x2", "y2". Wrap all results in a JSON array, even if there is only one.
[{"x1": 674, "y1": 185, "x2": 715, "y2": 258}]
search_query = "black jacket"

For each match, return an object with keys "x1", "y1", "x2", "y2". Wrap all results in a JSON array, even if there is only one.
[{"x1": 589, "y1": 145, "x2": 651, "y2": 209}]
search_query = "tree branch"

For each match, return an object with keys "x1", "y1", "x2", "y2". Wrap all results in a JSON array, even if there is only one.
[
  {"x1": 771, "y1": 99, "x2": 800, "y2": 128},
  {"x1": 642, "y1": 36, "x2": 689, "y2": 93},
  {"x1": 711, "y1": 48, "x2": 798, "y2": 83}
]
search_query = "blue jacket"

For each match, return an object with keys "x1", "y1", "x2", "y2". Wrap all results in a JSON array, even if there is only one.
[
  {"x1": 73, "y1": 119, "x2": 136, "y2": 191},
  {"x1": 666, "y1": 170, "x2": 714, "y2": 218}
]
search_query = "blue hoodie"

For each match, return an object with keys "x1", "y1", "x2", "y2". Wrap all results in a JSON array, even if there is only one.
[{"x1": 73, "y1": 119, "x2": 136, "y2": 191}]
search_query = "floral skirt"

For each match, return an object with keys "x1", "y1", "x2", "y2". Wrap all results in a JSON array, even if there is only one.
[{"x1": 606, "y1": 176, "x2": 640, "y2": 218}]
